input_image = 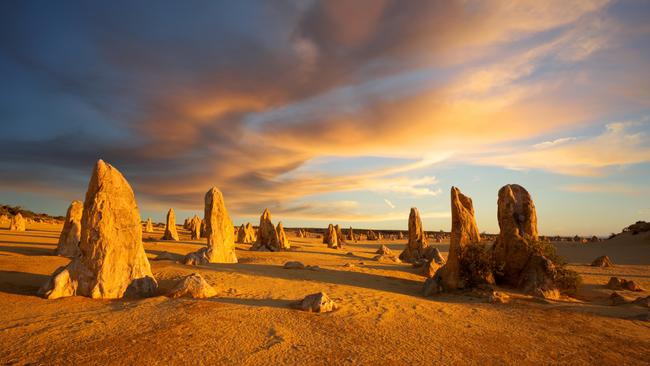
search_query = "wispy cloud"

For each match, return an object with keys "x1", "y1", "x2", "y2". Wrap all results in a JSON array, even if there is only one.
[
  {"x1": 470, "y1": 121, "x2": 650, "y2": 176},
  {"x1": 1, "y1": 0, "x2": 648, "y2": 226},
  {"x1": 560, "y1": 183, "x2": 649, "y2": 196},
  {"x1": 383, "y1": 198, "x2": 395, "y2": 209},
  {"x1": 533, "y1": 137, "x2": 577, "y2": 149}
]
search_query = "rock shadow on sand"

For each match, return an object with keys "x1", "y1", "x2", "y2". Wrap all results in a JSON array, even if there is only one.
[{"x1": 0, "y1": 270, "x2": 50, "y2": 295}]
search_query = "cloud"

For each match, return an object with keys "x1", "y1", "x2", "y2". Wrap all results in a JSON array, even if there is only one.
[
  {"x1": 0, "y1": 0, "x2": 648, "y2": 224},
  {"x1": 470, "y1": 121, "x2": 650, "y2": 176},
  {"x1": 383, "y1": 198, "x2": 395, "y2": 209},
  {"x1": 533, "y1": 137, "x2": 577, "y2": 149},
  {"x1": 560, "y1": 183, "x2": 649, "y2": 196}
]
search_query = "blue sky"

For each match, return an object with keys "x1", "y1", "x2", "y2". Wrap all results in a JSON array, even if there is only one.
[{"x1": 0, "y1": 1, "x2": 649, "y2": 235}]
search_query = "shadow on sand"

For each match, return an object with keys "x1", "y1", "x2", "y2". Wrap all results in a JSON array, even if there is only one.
[
  {"x1": 0, "y1": 243, "x2": 56, "y2": 256},
  {"x1": 0, "y1": 270, "x2": 50, "y2": 295}
]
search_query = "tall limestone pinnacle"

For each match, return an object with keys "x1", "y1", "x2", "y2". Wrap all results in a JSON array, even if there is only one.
[
  {"x1": 251, "y1": 208, "x2": 282, "y2": 251},
  {"x1": 493, "y1": 184, "x2": 541, "y2": 286},
  {"x1": 399, "y1": 207, "x2": 429, "y2": 263},
  {"x1": 444, "y1": 186, "x2": 481, "y2": 289},
  {"x1": 276, "y1": 222, "x2": 291, "y2": 250},
  {"x1": 424, "y1": 186, "x2": 492, "y2": 295},
  {"x1": 55, "y1": 200, "x2": 83, "y2": 257},
  {"x1": 144, "y1": 218, "x2": 154, "y2": 233},
  {"x1": 184, "y1": 187, "x2": 238, "y2": 264},
  {"x1": 40, "y1": 160, "x2": 157, "y2": 299},
  {"x1": 162, "y1": 208, "x2": 179, "y2": 241},
  {"x1": 9, "y1": 213, "x2": 26, "y2": 232}
]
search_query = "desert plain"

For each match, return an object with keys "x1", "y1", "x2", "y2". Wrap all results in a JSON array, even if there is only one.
[{"x1": 0, "y1": 218, "x2": 648, "y2": 365}]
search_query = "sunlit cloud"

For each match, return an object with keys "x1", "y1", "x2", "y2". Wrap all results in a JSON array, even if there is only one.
[
  {"x1": 0, "y1": 0, "x2": 648, "y2": 231},
  {"x1": 560, "y1": 183, "x2": 649, "y2": 196},
  {"x1": 533, "y1": 137, "x2": 577, "y2": 149},
  {"x1": 470, "y1": 121, "x2": 650, "y2": 176},
  {"x1": 383, "y1": 198, "x2": 395, "y2": 209}
]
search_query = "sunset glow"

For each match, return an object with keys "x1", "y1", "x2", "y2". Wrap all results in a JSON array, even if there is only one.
[{"x1": 1, "y1": 1, "x2": 649, "y2": 235}]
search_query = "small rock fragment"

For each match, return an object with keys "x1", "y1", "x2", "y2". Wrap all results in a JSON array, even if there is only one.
[
  {"x1": 610, "y1": 291, "x2": 629, "y2": 306},
  {"x1": 168, "y1": 273, "x2": 217, "y2": 299},
  {"x1": 283, "y1": 261, "x2": 306, "y2": 270},
  {"x1": 375, "y1": 245, "x2": 393, "y2": 255},
  {"x1": 291, "y1": 292, "x2": 338, "y2": 313},
  {"x1": 591, "y1": 255, "x2": 613, "y2": 267}
]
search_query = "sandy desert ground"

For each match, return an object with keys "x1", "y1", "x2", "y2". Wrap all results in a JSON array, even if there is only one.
[{"x1": 0, "y1": 222, "x2": 648, "y2": 365}]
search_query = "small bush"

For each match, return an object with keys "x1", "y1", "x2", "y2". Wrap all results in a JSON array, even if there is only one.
[
  {"x1": 555, "y1": 267, "x2": 582, "y2": 294},
  {"x1": 528, "y1": 240, "x2": 581, "y2": 293},
  {"x1": 459, "y1": 242, "x2": 495, "y2": 287}
]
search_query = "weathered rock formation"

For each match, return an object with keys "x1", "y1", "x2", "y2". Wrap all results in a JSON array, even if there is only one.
[
  {"x1": 144, "y1": 218, "x2": 154, "y2": 233},
  {"x1": 367, "y1": 230, "x2": 379, "y2": 240},
  {"x1": 444, "y1": 187, "x2": 483, "y2": 289},
  {"x1": 184, "y1": 187, "x2": 238, "y2": 265},
  {"x1": 283, "y1": 261, "x2": 306, "y2": 269},
  {"x1": 347, "y1": 226, "x2": 355, "y2": 242},
  {"x1": 237, "y1": 223, "x2": 256, "y2": 244},
  {"x1": 399, "y1": 207, "x2": 429, "y2": 263},
  {"x1": 607, "y1": 277, "x2": 643, "y2": 292},
  {"x1": 250, "y1": 209, "x2": 282, "y2": 251},
  {"x1": 284, "y1": 261, "x2": 305, "y2": 269},
  {"x1": 373, "y1": 253, "x2": 401, "y2": 264},
  {"x1": 9, "y1": 213, "x2": 26, "y2": 232},
  {"x1": 168, "y1": 273, "x2": 217, "y2": 299},
  {"x1": 189, "y1": 214, "x2": 202, "y2": 240},
  {"x1": 276, "y1": 222, "x2": 291, "y2": 250},
  {"x1": 39, "y1": 160, "x2": 157, "y2": 299},
  {"x1": 591, "y1": 255, "x2": 613, "y2": 267},
  {"x1": 237, "y1": 224, "x2": 247, "y2": 243},
  {"x1": 200, "y1": 219, "x2": 207, "y2": 238},
  {"x1": 162, "y1": 208, "x2": 179, "y2": 241},
  {"x1": 425, "y1": 246, "x2": 446, "y2": 264},
  {"x1": 335, "y1": 224, "x2": 346, "y2": 245},
  {"x1": 55, "y1": 200, "x2": 83, "y2": 257},
  {"x1": 376, "y1": 245, "x2": 393, "y2": 255},
  {"x1": 492, "y1": 184, "x2": 538, "y2": 284},
  {"x1": 323, "y1": 224, "x2": 340, "y2": 249},
  {"x1": 491, "y1": 184, "x2": 561, "y2": 297},
  {"x1": 424, "y1": 187, "x2": 493, "y2": 295},
  {"x1": 291, "y1": 292, "x2": 338, "y2": 313},
  {"x1": 422, "y1": 260, "x2": 441, "y2": 278}
]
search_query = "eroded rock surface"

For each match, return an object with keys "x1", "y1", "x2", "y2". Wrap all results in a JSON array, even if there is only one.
[
  {"x1": 40, "y1": 160, "x2": 157, "y2": 299},
  {"x1": 250, "y1": 209, "x2": 282, "y2": 251},
  {"x1": 291, "y1": 292, "x2": 338, "y2": 313},
  {"x1": 184, "y1": 187, "x2": 238, "y2": 265},
  {"x1": 162, "y1": 208, "x2": 179, "y2": 241},
  {"x1": 276, "y1": 222, "x2": 291, "y2": 250},
  {"x1": 168, "y1": 273, "x2": 217, "y2": 299},
  {"x1": 9, "y1": 213, "x2": 26, "y2": 232},
  {"x1": 399, "y1": 207, "x2": 429, "y2": 263},
  {"x1": 55, "y1": 200, "x2": 83, "y2": 257}
]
